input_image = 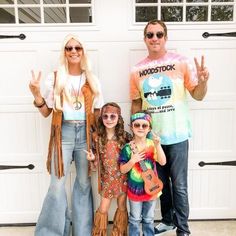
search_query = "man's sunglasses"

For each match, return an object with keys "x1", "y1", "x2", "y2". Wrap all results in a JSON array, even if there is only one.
[
  {"x1": 133, "y1": 123, "x2": 149, "y2": 129},
  {"x1": 65, "y1": 46, "x2": 83, "y2": 52},
  {"x1": 102, "y1": 113, "x2": 118, "y2": 121},
  {"x1": 145, "y1": 31, "x2": 165, "y2": 39}
]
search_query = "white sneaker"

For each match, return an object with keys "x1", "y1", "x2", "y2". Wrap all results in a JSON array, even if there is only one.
[{"x1": 154, "y1": 222, "x2": 176, "y2": 235}]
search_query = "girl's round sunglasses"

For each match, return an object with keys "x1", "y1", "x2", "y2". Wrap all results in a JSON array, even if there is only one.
[
  {"x1": 145, "y1": 31, "x2": 164, "y2": 39},
  {"x1": 102, "y1": 113, "x2": 118, "y2": 121}
]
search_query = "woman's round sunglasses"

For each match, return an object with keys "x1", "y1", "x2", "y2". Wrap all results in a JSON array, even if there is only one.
[
  {"x1": 145, "y1": 31, "x2": 164, "y2": 39},
  {"x1": 65, "y1": 46, "x2": 83, "y2": 52}
]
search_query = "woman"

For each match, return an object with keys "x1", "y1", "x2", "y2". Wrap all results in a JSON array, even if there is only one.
[{"x1": 29, "y1": 34, "x2": 103, "y2": 236}]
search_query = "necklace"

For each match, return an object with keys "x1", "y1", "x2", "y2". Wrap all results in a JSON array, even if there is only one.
[{"x1": 71, "y1": 74, "x2": 82, "y2": 110}]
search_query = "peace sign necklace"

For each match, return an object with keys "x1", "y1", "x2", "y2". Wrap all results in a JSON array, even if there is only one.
[{"x1": 71, "y1": 75, "x2": 82, "y2": 110}]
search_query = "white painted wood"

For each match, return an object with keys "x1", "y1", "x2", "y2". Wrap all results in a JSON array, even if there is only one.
[{"x1": 0, "y1": 0, "x2": 235, "y2": 224}]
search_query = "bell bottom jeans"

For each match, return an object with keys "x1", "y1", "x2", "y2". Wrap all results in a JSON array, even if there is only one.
[
  {"x1": 129, "y1": 199, "x2": 157, "y2": 236},
  {"x1": 156, "y1": 140, "x2": 190, "y2": 235},
  {"x1": 35, "y1": 122, "x2": 93, "y2": 236}
]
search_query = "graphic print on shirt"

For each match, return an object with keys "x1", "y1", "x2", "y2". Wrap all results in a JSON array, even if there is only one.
[
  {"x1": 71, "y1": 84, "x2": 82, "y2": 110},
  {"x1": 143, "y1": 73, "x2": 173, "y2": 108},
  {"x1": 63, "y1": 76, "x2": 86, "y2": 121}
]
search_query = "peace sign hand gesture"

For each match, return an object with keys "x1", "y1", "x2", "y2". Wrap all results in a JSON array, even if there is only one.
[
  {"x1": 83, "y1": 149, "x2": 97, "y2": 171},
  {"x1": 83, "y1": 149, "x2": 96, "y2": 161},
  {"x1": 194, "y1": 56, "x2": 210, "y2": 84},
  {"x1": 151, "y1": 131, "x2": 161, "y2": 147},
  {"x1": 29, "y1": 70, "x2": 42, "y2": 97}
]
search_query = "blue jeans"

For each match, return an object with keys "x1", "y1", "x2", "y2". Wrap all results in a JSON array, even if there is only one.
[
  {"x1": 35, "y1": 122, "x2": 93, "y2": 236},
  {"x1": 129, "y1": 199, "x2": 156, "y2": 236},
  {"x1": 156, "y1": 140, "x2": 190, "y2": 235}
]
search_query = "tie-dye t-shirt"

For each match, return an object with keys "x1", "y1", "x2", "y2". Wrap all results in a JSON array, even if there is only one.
[
  {"x1": 119, "y1": 139, "x2": 158, "y2": 202},
  {"x1": 130, "y1": 52, "x2": 198, "y2": 145}
]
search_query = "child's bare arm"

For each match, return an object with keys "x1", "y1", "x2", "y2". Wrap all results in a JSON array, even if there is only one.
[
  {"x1": 152, "y1": 132, "x2": 166, "y2": 166},
  {"x1": 156, "y1": 144, "x2": 166, "y2": 166}
]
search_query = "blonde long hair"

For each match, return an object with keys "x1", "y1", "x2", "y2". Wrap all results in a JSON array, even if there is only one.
[{"x1": 53, "y1": 34, "x2": 99, "y2": 111}]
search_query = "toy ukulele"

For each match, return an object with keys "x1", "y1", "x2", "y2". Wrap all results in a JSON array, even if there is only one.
[{"x1": 130, "y1": 141, "x2": 163, "y2": 196}]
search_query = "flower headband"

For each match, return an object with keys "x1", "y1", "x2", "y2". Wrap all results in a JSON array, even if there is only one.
[
  {"x1": 131, "y1": 112, "x2": 152, "y2": 124},
  {"x1": 102, "y1": 105, "x2": 121, "y2": 115}
]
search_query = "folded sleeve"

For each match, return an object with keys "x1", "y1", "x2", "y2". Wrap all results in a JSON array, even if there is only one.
[
  {"x1": 130, "y1": 71, "x2": 141, "y2": 100},
  {"x1": 119, "y1": 144, "x2": 131, "y2": 165}
]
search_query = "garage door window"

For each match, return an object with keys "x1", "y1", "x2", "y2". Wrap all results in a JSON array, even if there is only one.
[
  {"x1": 135, "y1": 0, "x2": 235, "y2": 23},
  {"x1": 0, "y1": 0, "x2": 93, "y2": 24}
]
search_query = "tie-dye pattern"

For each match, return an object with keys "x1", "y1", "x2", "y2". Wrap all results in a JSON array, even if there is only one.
[
  {"x1": 130, "y1": 52, "x2": 198, "y2": 145},
  {"x1": 119, "y1": 139, "x2": 158, "y2": 201}
]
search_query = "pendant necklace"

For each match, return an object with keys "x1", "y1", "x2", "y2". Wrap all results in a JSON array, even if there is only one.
[{"x1": 71, "y1": 75, "x2": 82, "y2": 110}]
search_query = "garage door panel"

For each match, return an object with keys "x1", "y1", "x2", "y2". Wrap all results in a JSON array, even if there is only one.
[
  {"x1": 0, "y1": 112, "x2": 42, "y2": 154},
  {"x1": 0, "y1": 165, "x2": 46, "y2": 223},
  {"x1": 189, "y1": 168, "x2": 236, "y2": 219},
  {"x1": 0, "y1": 50, "x2": 39, "y2": 97},
  {"x1": 189, "y1": 168, "x2": 230, "y2": 208},
  {"x1": 190, "y1": 106, "x2": 234, "y2": 153},
  {"x1": 191, "y1": 46, "x2": 236, "y2": 96}
]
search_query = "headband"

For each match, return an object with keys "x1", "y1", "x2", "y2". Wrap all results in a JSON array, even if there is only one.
[
  {"x1": 131, "y1": 112, "x2": 152, "y2": 124},
  {"x1": 102, "y1": 105, "x2": 121, "y2": 115}
]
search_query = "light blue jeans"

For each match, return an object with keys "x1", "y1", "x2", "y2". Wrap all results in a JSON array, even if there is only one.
[
  {"x1": 35, "y1": 122, "x2": 93, "y2": 236},
  {"x1": 129, "y1": 199, "x2": 157, "y2": 236}
]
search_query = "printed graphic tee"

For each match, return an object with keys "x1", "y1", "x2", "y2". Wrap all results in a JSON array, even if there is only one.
[{"x1": 130, "y1": 52, "x2": 198, "y2": 145}]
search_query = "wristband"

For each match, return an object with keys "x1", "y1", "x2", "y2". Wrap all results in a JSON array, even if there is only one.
[{"x1": 33, "y1": 98, "x2": 46, "y2": 108}]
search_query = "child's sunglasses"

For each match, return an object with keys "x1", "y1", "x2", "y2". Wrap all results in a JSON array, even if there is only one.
[
  {"x1": 102, "y1": 114, "x2": 118, "y2": 121},
  {"x1": 133, "y1": 123, "x2": 149, "y2": 129}
]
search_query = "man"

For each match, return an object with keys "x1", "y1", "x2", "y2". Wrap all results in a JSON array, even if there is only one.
[{"x1": 130, "y1": 20, "x2": 209, "y2": 236}]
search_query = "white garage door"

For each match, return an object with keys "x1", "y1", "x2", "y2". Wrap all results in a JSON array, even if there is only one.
[{"x1": 0, "y1": 0, "x2": 235, "y2": 223}]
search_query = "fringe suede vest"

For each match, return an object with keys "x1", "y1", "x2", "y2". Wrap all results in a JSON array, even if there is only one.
[{"x1": 46, "y1": 81, "x2": 95, "y2": 178}]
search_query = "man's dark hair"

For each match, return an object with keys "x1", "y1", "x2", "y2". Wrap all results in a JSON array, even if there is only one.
[{"x1": 144, "y1": 19, "x2": 168, "y2": 38}]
